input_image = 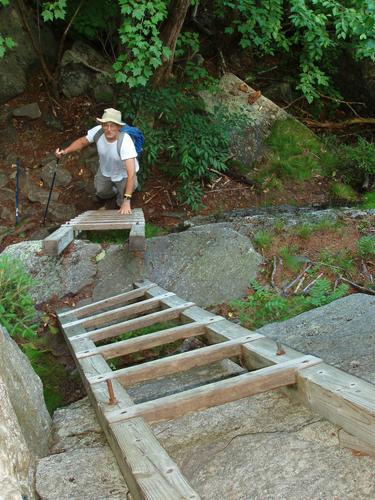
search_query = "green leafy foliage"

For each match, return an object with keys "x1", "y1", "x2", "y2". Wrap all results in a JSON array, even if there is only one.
[
  {"x1": 258, "y1": 119, "x2": 339, "y2": 186},
  {"x1": 69, "y1": 0, "x2": 119, "y2": 41},
  {"x1": 42, "y1": 1, "x2": 67, "y2": 21},
  {"x1": 231, "y1": 278, "x2": 348, "y2": 329},
  {"x1": 253, "y1": 230, "x2": 273, "y2": 251},
  {"x1": 22, "y1": 341, "x2": 66, "y2": 414},
  {"x1": 0, "y1": 256, "x2": 37, "y2": 339},
  {"x1": 217, "y1": 0, "x2": 375, "y2": 102},
  {"x1": 119, "y1": 86, "x2": 245, "y2": 209},
  {"x1": 0, "y1": 35, "x2": 14, "y2": 57},
  {"x1": 357, "y1": 235, "x2": 375, "y2": 258},
  {"x1": 114, "y1": 0, "x2": 170, "y2": 87}
]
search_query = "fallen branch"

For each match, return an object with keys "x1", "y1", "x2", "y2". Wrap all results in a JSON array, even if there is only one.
[
  {"x1": 304, "y1": 118, "x2": 375, "y2": 129},
  {"x1": 339, "y1": 276, "x2": 375, "y2": 296},
  {"x1": 294, "y1": 275, "x2": 306, "y2": 294},
  {"x1": 302, "y1": 272, "x2": 324, "y2": 294},
  {"x1": 271, "y1": 256, "x2": 279, "y2": 291},
  {"x1": 282, "y1": 264, "x2": 312, "y2": 295}
]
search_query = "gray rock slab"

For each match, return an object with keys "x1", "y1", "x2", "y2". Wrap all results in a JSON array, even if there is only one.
[
  {"x1": 2, "y1": 240, "x2": 101, "y2": 304},
  {"x1": 256, "y1": 293, "x2": 375, "y2": 383},
  {"x1": 0, "y1": 327, "x2": 51, "y2": 457},
  {"x1": 92, "y1": 244, "x2": 146, "y2": 301},
  {"x1": 47, "y1": 201, "x2": 76, "y2": 221},
  {"x1": 36, "y1": 446, "x2": 129, "y2": 500},
  {"x1": 153, "y1": 392, "x2": 375, "y2": 499},
  {"x1": 41, "y1": 160, "x2": 72, "y2": 187},
  {"x1": 0, "y1": 375, "x2": 35, "y2": 500},
  {"x1": 12, "y1": 102, "x2": 42, "y2": 120},
  {"x1": 0, "y1": 326, "x2": 51, "y2": 499},
  {"x1": 27, "y1": 184, "x2": 59, "y2": 204},
  {"x1": 50, "y1": 398, "x2": 106, "y2": 454},
  {"x1": 0, "y1": 170, "x2": 8, "y2": 187},
  {"x1": 145, "y1": 225, "x2": 262, "y2": 307},
  {"x1": 200, "y1": 73, "x2": 288, "y2": 168}
]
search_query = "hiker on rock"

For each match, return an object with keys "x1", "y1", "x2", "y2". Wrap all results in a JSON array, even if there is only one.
[{"x1": 55, "y1": 108, "x2": 140, "y2": 215}]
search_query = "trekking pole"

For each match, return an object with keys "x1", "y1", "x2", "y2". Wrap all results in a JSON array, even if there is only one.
[
  {"x1": 15, "y1": 158, "x2": 20, "y2": 225},
  {"x1": 43, "y1": 157, "x2": 59, "y2": 225}
]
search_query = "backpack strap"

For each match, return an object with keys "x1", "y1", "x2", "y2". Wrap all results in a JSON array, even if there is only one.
[
  {"x1": 93, "y1": 128, "x2": 126, "y2": 160},
  {"x1": 117, "y1": 132, "x2": 125, "y2": 159},
  {"x1": 93, "y1": 128, "x2": 104, "y2": 144}
]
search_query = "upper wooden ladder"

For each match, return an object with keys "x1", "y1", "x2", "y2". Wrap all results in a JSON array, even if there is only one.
[
  {"x1": 57, "y1": 280, "x2": 375, "y2": 500},
  {"x1": 43, "y1": 208, "x2": 146, "y2": 256}
]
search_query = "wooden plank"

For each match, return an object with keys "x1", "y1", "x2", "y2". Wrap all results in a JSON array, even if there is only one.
[
  {"x1": 59, "y1": 312, "x2": 200, "y2": 500},
  {"x1": 70, "y1": 302, "x2": 196, "y2": 343},
  {"x1": 58, "y1": 284, "x2": 154, "y2": 319},
  {"x1": 129, "y1": 223, "x2": 146, "y2": 253},
  {"x1": 87, "y1": 334, "x2": 257, "y2": 387},
  {"x1": 62, "y1": 293, "x2": 174, "y2": 330},
  {"x1": 297, "y1": 363, "x2": 375, "y2": 448},
  {"x1": 42, "y1": 225, "x2": 74, "y2": 256},
  {"x1": 68, "y1": 222, "x2": 136, "y2": 230},
  {"x1": 338, "y1": 429, "x2": 375, "y2": 457},
  {"x1": 106, "y1": 355, "x2": 321, "y2": 424},
  {"x1": 76, "y1": 317, "x2": 230, "y2": 360}
]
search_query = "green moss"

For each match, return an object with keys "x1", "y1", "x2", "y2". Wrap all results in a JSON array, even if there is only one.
[
  {"x1": 252, "y1": 118, "x2": 339, "y2": 186},
  {"x1": 81, "y1": 223, "x2": 167, "y2": 245},
  {"x1": 330, "y1": 182, "x2": 358, "y2": 203},
  {"x1": 22, "y1": 341, "x2": 66, "y2": 414},
  {"x1": 361, "y1": 191, "x2": 375, "y2": 209}
]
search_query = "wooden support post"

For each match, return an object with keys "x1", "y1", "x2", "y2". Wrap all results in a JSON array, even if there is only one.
[
  {"x1": 43, "y1": 226, "x2": 74, "y2": 256},
  {"x1": 129, "y1": 222, "x2": 146, "y2": 254}
]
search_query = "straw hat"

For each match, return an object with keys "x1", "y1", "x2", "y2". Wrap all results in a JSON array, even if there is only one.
[{"x1": 96, "y1": 108, "x2": 124, "y2": 126}]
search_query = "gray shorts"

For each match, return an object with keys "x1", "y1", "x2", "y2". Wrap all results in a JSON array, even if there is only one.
[{"x1": 94, "y1": 169, "x2": 137, "y2": 206}]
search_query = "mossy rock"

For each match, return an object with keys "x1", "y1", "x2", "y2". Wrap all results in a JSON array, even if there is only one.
[{"x1": 230, "y1": 118, "x2": 339, "y2": 188}]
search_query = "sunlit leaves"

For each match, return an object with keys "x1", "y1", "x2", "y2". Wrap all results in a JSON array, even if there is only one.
[
  {"x1": 42, "y1": 0, "x2": 67, "y2": 22},
  {"x1": 114, "y1": 0, "x2": 169, "y2": 87}
]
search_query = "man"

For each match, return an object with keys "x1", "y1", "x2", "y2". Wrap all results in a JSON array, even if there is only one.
[{"x1": 55, "y1": 108, "x2": 139, "y2": 215}]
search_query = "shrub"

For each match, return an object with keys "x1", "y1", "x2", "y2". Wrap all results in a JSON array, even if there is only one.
[
  {"x1": 253, "y1": 230, "x2": 273, "y2": 251},
  {"x1": 231, "y1": 278, "x2": 348, "y2": 329},
  {"x1": 357, "y1": 235, "x2": 375, "y2": 259},
  {"x1": 0, "y1": 256, "x2": 37, "y2": 339},
  {"x1": 118, "y1": 86, "x2": 246, "y2": 209}
]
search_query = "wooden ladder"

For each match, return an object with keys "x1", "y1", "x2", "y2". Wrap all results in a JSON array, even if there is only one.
[
  {"x1": 57, "y1": 280, "x2": 375, "y2": 500},
  {"x1": 43, "y1": 208, "x2": 146, "y2": 256}
]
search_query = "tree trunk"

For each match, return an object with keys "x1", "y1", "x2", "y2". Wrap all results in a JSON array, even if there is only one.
[{"x1": 152, "y1": 0, "x2": 190, "y2": 88}]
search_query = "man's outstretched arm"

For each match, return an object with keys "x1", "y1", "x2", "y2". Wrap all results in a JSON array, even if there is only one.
[
  {"x1": 119, "y1": 158, "x2": 136, "y2": 215},
  {"x1": 55, "y1": 137, "x2": 89, "y2": 157}
]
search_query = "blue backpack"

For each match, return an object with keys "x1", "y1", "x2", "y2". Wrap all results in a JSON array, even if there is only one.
[{"x1": 93, "y1": 124, "x2": 144, "y2": 157}]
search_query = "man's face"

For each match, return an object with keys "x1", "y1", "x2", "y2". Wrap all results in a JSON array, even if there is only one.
[{"x1": 102, "y1": 122, "x2": 121, "y2": 141}]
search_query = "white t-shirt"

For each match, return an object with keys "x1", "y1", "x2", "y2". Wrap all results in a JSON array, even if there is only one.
[{"x1": 86, "y1": 125, "x2": 139, "y2": 182}]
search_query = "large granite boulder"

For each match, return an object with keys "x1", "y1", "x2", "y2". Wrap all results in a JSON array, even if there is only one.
[
  {"x1": 0, "y1": 4, "x2": 56, "y2": 103},
  {"x1": 36, "y1": 398, "x2": 128, "y2": 499},
  {"x1": 200, "y1": 73, "x2": 288, "y2": 168},
  {"x1": 0, "y1": 325, "x2": 51, "y2": 499},
  {"x1": 59, "y1": 41, "x2": 114, "y2": 100},
  {"x1": 256, "y1": 293, "x2": 375, "y2": 384},
  {"x1": 92, "y1": 224, "x2": 263, "y2": 307},
  {"x1": 1, "y1": 240, "x2": 101, "y2": 305}
]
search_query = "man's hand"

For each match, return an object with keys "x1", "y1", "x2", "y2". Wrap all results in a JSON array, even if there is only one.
[
  {"x1": 55, "y1": 148, "x2": 65, "y2": 158},
  {"x1": 119, "y1": 199, "x2": 132, "y2": 215}
]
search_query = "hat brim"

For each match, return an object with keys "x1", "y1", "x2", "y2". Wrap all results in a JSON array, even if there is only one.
[{"x1": 96, "y1": 118, "x2": 124, "y2": 126}]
